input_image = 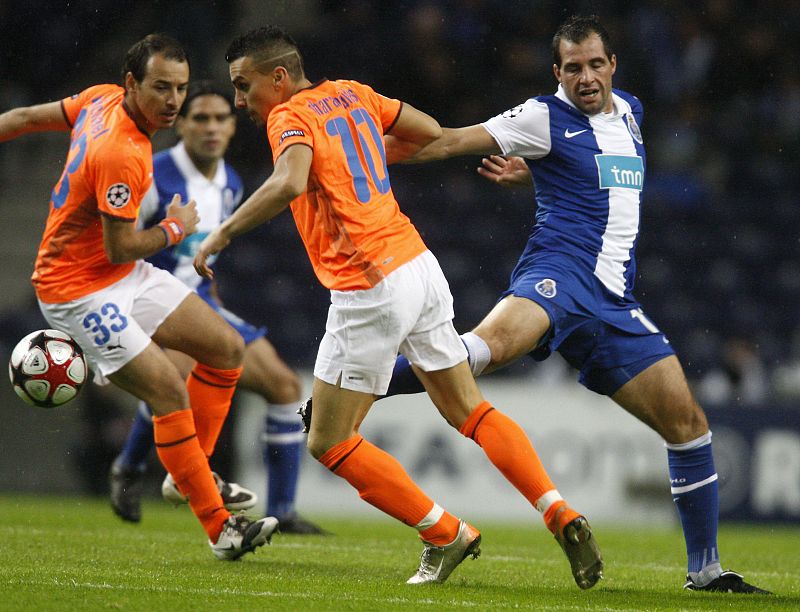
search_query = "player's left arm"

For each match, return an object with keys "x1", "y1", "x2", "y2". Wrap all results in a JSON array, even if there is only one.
[
  {"x1": 384, "y1": 103, "x2": 442, "y2": 164},
  {"x1": 0, "y1": 101, "x2": 70, "y2": 142},
  {"x1": 194, "y1": 143, "x2": 312, "y2": 279},
  {"x1": 103, "y1": 194, "x2": 199, "y2": 263}
]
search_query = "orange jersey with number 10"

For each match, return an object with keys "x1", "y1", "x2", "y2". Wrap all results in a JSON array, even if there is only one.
[
  {"x1": 267, "y1": 79, "x2": 427, "y2": 291},
  {"x1": 33, "y1": 84, "x2": 153, "y2": 303}
]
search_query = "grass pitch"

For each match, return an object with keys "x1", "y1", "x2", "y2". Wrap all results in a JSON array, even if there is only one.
[{"x1": 0, "y1": 494, "x2": 798, "y2": 611}]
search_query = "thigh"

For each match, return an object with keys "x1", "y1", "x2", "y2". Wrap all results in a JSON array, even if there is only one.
[
  {"x1": 152, "y1": 292, "x2": 243, "y2": 369},
  {"x1": 239, "y1": 336, "x2": 301, "y2": 404},
  {"x1": 472, "y1": 295, "x2": 551, "y2": 372},
  {"x1": 306, "y1": 376, "x2": 375, "y2": 458},
  {"x1": 163, "y1": 347, "x2": 196, "y2": 380},
  {"x1": 611, "y1": 355, "x2": 709, "y2": 444},
  {"x1": 108, "y1": 342, "x2": 188, "y2": 415},
  {"x1": 413, "y1": 360, "x2": 485, "y2": 429}
]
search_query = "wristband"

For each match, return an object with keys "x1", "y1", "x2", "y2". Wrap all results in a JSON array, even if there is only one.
[{"x1": 158, "y1": 217, "x2": 186, "y2": 247}]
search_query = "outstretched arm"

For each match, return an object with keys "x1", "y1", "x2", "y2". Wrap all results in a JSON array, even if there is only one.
[
  {"x1": 0, "y1": 101, "x2": 70, "y2": 142},
  {"x1": 194, "y1": 143, "x2": 312, "y2": 279},
  {"x1": 387, "y1": 122, "x2": 502, "y2": 165},
  {"x1": 383, "y1": 103, "x2": 442, "y2": 164}
]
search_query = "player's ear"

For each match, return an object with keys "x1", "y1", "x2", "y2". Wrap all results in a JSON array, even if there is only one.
[
  {"x1": 552, "y1": 64, "x2": 561, "y2": 83},
  {"x1": 124, "y1": 71, "x2": 137, "y2": 93},
  {"x1": 273, "y1": 67, "x2": 287, "y2": 88}
]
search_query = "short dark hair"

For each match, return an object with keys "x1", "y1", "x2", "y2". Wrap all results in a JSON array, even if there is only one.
[
  {"x1": 121, "y1": 33, "x2": 189, "y2": 83},
  {"x1": 225, "y1": 26, "x2": 305, "y2": 80},
  {"x1": 552, "y1": 15, "x2": 613, "y2": 66},
  {"x1": 179, "y1": 80, "x2": 234, "y2": 117}
]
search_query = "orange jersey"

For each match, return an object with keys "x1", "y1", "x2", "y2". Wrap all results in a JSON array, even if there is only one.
[
  {"x1": 267, "y1": 79, "x2": 427, "y2": 291},
  {"x1": 32, "y1": 84, "x2": 153, "y2": 303}
]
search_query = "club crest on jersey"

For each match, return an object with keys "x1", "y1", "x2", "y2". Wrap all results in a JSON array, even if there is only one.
[
  {"x1": 501, "y1": 104, "x2": 525, "y2": 119},
  {"x1": 105, "y1": 183, "x2": 131, "y2": 208},
  {"x1": 535, "y1": 278, "x2": 557, "y2": 298},
  {"x1": 279, "y1": 129, "x2": 305, "y2": 144},
  {"x1": 626, "y1": 114, "x2": 643, "y2": 144}
]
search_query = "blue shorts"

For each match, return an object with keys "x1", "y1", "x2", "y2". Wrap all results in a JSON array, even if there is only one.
[
  {"x1": 197, "y1": 285, "x2": 267, "y2": 346},
  {"x1": 501, "y1": 253, "x2": 674, "y2": 396}
]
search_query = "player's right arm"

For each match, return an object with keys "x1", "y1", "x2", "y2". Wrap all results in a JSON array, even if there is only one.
[
  {"x1": 0, "y1": 101, "x2": 70, "y2": 142},
  {"x1": 387, "y1": 124, "x2": 502, "y2": 164},
  {"x1": 103, "y1": 194, "x2": 199, "y2": 264}
]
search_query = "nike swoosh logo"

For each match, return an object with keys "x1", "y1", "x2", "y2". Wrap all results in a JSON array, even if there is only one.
[{"x1": 564, "y1": 128, "x2": 588, "y2": 138}]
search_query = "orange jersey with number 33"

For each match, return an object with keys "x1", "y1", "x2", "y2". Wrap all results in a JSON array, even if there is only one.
[
  {"x1": 267, "y1": 79, "x2": 427, "y2": 291},
  {"x1": 33, "y1": 84, "x2": 152, "y2": 303}
]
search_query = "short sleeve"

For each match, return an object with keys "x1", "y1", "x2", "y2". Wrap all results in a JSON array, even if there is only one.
[
  {"x1": 481, "y1": 98, "x2": 552, "y2": 159},
  {"x1": 267, "y1": 105, "x2": 314, "y2": 163},
  {"x1": 351, "y1": 82, "x2": 402, "y2": 133},
  {"x1": 60, "y1": 85, "x2": 113, "y2": 128},
  {"x1": 94, "y1": 144, "x2": 150, "y2": 221}
]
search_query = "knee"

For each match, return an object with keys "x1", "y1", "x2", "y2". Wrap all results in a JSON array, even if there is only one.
[
  {"x1": 306, "y1": 432, "x2": 330, "y2": 461},
  {"x1": 659, "y1": 401, "x2": 709, "y2": 445},
  {"x1": 219, "y1": 329, "x2": 245, "y2": 368},
  {"x1": 148, "y1": 379, "x2": 190, "y2": 415},
  {"x1": 265, "y1": 371, "x2": 302, "y2": 404}
]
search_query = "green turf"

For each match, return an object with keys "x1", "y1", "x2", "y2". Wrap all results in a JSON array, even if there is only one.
[{"x1": 0, "y1": 494, "x2": 798, "y2": 611}]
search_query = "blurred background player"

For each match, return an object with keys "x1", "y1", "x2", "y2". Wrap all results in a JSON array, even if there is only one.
[
  {"x1": 0, "y1": 34, "x2": 276, "y2": 560},
  {"x1": 194, "y1": 25, "x2": 602, "y2": 588},
  {"x1": 381, "y1": 15, "x2": 769, "y2": 594},
  {"x1": 109, "y1": 80, "x2": 325, "y2": 534}
]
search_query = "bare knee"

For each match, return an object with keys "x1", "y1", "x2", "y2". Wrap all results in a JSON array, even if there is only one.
[
  {"x1": 146, "y1": 379, "x2": 189, "y2": 416},
  {"x1": 307, "y1": 432, "x2": 332, "y2": 460},
  {"x1": 263, "y1": 371, "x2": 302, "y2": 404},
  {"x1": 657, "y1": 400, "x2": 709, "y2": 445},
  {"x1": 216, "y1": 329, "x2": 245, "y2": 369}
]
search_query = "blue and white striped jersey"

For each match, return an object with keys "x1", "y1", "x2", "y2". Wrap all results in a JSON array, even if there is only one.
[
  {"x1": 139, "y1": 142, "x2": 244, "y2": 292},
  {"x1": 483, "y1": 85, "x2": 645, "y2": 299}
]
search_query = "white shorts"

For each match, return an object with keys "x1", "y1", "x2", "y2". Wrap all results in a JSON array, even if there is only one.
[
  {"x1": 314, "y1": 250, "x2": 468, "y2": 395},
  {"x1": 38, "y1": 261, "x2": 192, "y2": 385}
]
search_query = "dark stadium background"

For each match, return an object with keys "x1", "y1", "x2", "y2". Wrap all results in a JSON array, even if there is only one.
[{"x1": 1, "y1": 1, "x2": 799, "y2": 501}]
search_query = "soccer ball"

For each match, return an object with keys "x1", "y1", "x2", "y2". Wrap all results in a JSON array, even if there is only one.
[{"x1": 8, "y1": 329, "x2": 87, "y2": 408}]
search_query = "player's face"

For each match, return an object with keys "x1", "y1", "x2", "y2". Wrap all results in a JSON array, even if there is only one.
[
  {"x1": 229, "y1": 56, "x2": 284, "y2": 126},
  {"x1": 177, "y1": 95, "x2": 236, "y2": 164},
  {"x1": 127, "y1": 53, "x2": 190, "y2": 134},
  {"x1": 553, "y1": 33, "x2": 616, "y2": 115}
]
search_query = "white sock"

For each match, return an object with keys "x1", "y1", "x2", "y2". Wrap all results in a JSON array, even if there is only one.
[{"x1": 461, "y1": 332, "x2": 491, "y2": 376}]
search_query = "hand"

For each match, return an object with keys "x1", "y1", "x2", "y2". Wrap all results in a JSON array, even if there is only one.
[
  {"x1": 193, "y1": 228, "x2": 229, "y2": 280},
  {"x1": 477, "y1": 155, "x2": 532, "y2": 187},
  {"x1": 165, "y1": 194, "x2": 199, "y2": 235}
]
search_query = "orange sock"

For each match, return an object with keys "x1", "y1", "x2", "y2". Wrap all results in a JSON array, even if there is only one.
[
  {"x1": 542, "y1": 500, "x2": 581, "y2": 535},
  {"x1": 460, "y1": 401, "x2": 558, "y2": 510},
  {"x1": 319, "y1": 435, "x2": 460, "y2": 546},
  {"x1": 187, "y1": 363, "x2": 242, "y2": 457},
  {"x1": 153, "y1": 409, "x2": 229, "y2": 541}
]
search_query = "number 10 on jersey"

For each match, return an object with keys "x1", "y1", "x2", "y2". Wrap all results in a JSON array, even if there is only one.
[{"x1": 325, "y1": 108, "x2": 391, "y2": 203}]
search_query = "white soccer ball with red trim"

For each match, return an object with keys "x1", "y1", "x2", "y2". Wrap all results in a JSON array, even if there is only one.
[{"x1": 8, "y1": 329, "x2": 87, "y2": 408}]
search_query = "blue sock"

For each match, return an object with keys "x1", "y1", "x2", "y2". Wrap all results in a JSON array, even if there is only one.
[
  {"x1": 383, "y1": 354, "x2": 425, "y2": 397},
  {"x1": 115, "y1": 402, "x2": 154, "y2": 473},
  {"x1": 667, "y1": 433, "x2": 720, "y2": 577},
  {"x1": 263, "y1": 404, "x2": 306, "y2": 519}
]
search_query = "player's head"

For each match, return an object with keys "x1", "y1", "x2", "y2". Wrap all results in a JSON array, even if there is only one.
[
  {"x1": 225, "y1": 26, "x2": 306, "y2": 125},
  {"x1": 176, "y1": 81, "x2": 236, "y2": 166},
  {"x1": 551, "y1": 15, "x2": 616, "y2": 115},
  {"x1": 121, "y1": 33, "x2": 190, "y2": 134}
]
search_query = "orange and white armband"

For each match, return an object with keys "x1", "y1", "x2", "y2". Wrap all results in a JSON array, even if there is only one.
[{"x1": 158, "y1": 217, "x2": 186, "y2": 247}]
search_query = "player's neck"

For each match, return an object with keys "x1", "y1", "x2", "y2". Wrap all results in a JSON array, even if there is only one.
[
  {"x1": 122, "y1": 97, "x2": 157, "y2": 137},
  {"x1": 187, "y1": 152, "x2": 219, "y2": 180}
]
